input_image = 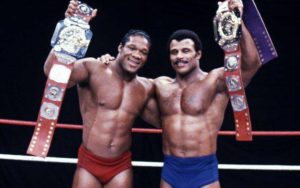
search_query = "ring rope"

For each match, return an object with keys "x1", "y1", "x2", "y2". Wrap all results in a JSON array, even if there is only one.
[
  {"x1": 1, "y1": 118, "x2": 300, "y2": 171},
  {"x1": 1, "y1": 118, "x2": 300, "y2": 136},
  {"x1": 0, "y1": 154, "x2": 300, "y2": 171}
]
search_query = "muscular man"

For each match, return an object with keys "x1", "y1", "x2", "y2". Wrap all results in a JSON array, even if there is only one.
[
  {"x1": 44, "y1": 1, "x2": 159, "y2": 187},
  {"x1": 154, "y1": 0, "x2": 261, "y2": 187}
]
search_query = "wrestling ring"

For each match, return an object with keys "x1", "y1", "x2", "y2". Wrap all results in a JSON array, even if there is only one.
[{"x1": 0, "y1": 118, "x2": 300, "y2": 171}]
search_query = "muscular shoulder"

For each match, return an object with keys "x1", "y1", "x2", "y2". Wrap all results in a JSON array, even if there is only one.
[
  {"x1": 136, "y1": 76, "x2": 155, "y2": 93},
  {"x1": 208, "y1": 67, "x2": 227, "y2": 93},
  {"x1": 77, "y1": 57, "x2": 109, "y2": 73},
  {"x1": 83, "y1": 57, "x2": 106, "y2": 69},
  {"x1": 208, "y1": 67, "x2": 224, "y2": 78},
  {"x1": 154, "y1": 76, "x2": 174, "y2": 86}
]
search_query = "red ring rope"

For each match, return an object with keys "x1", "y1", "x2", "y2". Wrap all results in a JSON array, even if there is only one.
[{"x1": 0, "y1": 118, "x2": 300, "y2": 136}]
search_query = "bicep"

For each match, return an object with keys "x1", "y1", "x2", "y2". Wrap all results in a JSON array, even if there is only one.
[
  {"x1": 212, "y1": 68, "x2": 227, "y2": 93},
  {"x1": 68, "y1": 59, "x2": 91, "y2": 88},
  {"x1": 240, "y1": 54, "x2": 261, "y2": 87}
]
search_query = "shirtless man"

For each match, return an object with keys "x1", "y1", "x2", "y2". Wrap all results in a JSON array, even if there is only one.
[
  {"x1": 43, "y1": 1, "x2": 159, "y2": 187},
  {"x1": 154, "y1": 0, "x2": 261, "y2": 187}
]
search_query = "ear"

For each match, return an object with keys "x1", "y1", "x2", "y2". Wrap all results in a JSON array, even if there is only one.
[
  {"x1": 118, "y1": 44, "x2": 123, "y2": 53},
  {"x1": 195, "y1": 50, "x2": 202, "y2": 60}
]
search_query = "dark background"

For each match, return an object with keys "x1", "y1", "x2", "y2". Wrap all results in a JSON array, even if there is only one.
[{"x1": 0, "y1": 0, "x2": 300, "y2": 187}]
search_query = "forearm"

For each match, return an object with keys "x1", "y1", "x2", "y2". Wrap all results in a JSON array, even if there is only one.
[
  {"x1": 141, "y1": 97, "x2": 161, "y2": 128},
  {"x1": 240, "y1": 22, "x2": 261, "y2": 71},
  {"x1": 142, "y1": 100, "x2": 162, "y2": 126},
  {"x1": 141, "y1": 113, "x2": 161, "y2": 128}
]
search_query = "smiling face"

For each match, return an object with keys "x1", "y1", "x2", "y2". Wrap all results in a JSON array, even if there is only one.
[
  {"x1": 117, "y1": 35, "x2": 150, "y2": 74},
  {"x1": 169, "y1": 39, "x2": 201, "y2": 75}
]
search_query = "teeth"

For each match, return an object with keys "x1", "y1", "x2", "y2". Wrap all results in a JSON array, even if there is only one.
[
  {"x1": 175, "y1": 61, "x2": 188, "y2": 65},
  {"x1": 129, "y1": 60, "x2": 139, "y2": 64}
]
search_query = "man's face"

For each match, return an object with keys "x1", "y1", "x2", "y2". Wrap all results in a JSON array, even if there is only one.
[
  {"x1": 169, "y1": 39, "x2": 201, "y2": 75},
  {"x1": 118, "y1": 35, "x2": 150, "y2": 74}
]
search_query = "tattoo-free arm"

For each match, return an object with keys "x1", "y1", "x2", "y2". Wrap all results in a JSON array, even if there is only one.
[
  {"x1": 43, "y1": 49, "x2": 94, "y2": 88},
  {"x1": 240, "y1": 22, "x2": 262, "y2": 86},
  {"x1": 228, "y1": 0, "x2": 261, "y2": 86},
  {"x1": 140, "y1": 81, "x2": 161, "y2": 128},
  {"x1": 140, "y1": 96, "x2": 161, "y2": 128}
]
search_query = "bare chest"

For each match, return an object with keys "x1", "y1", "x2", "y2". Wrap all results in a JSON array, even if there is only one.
[
  {"x1": 87, "y1": 74, "x2": 147, "y2": 113},
  {"x1": 157, "y1": 83, "x2": 211, "y2": 116}
]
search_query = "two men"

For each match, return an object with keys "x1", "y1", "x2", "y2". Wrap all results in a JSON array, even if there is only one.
[
  {"x1": 99, "y1": 0, "x2": 260, "y2": 187},
  {"x1": 46, "y1": 0, "x2": 261, "y2": 187}
]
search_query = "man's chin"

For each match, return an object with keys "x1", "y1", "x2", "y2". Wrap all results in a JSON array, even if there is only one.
[
  {"x1": 175, "y1": 68, "x2": 190, "y2": 75},
  {"x1": 125, "y1": 67, "x2": 140, "y2": 74}
]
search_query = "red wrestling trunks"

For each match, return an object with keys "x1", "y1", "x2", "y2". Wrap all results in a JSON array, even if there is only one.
[{"x1": 77, "y1": 145, "x2": 132, "y2": 184}]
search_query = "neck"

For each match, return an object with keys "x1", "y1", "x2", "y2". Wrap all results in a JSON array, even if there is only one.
[
  {"x1": 176, "y1": 67, "x2": 205, "y2": 87},
  {"x1": 113, "y1": 58, "x2": 136, "y2": 82}
]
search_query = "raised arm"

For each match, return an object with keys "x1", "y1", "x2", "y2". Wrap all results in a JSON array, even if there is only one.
[
  {"x1": 239, "y1": 22, "x2": 261, "y2": 86},
  {"x1": 44, "y1": 0, "x2": 98, "y2": 88},
  {"x1": 44, "y1": 51, "x2": 98, "y2": 88},
  {"x1": 230, "y1": 0, "x2": 261, "y2": 86}
]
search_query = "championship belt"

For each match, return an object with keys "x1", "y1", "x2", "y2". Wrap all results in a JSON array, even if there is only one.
[
  {"x1": 213, "y1": 1, "x2": 252, "y2": 141},
  {"x1": 27, "y1": 2, "x2": 94, "y2": 157}
]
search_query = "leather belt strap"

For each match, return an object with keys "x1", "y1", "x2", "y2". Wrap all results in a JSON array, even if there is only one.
[
  {"x1": 224, "y1": 47, "x2": 252, "y2": 141},
  {"x1": 243, "y1": 0, "x2": 278, "y2": 64},
  {"x1": 27, "y1": 53, "x2": 76, "y2": 157}
]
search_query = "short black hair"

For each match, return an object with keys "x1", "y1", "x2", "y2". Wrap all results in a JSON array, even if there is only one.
[
  {"x1": 167, "y1": 29, "x2": 203, "y2": 51},
  {"x1": 120, "y1": 29, "x2": 152, "y2": 47}
]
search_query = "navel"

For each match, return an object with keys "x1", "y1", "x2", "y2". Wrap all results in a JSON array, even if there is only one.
[
  {"x1": 110, "y1": 142, "x2": 115, "y2": 148},
  {"x1": 98, "y1": 101, "x2": 106, "y2": 106}
]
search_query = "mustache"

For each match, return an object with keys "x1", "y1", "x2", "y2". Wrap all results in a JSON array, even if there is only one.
[{"x1": 174, "y1": 60, "x2": 189, "y2": 65}]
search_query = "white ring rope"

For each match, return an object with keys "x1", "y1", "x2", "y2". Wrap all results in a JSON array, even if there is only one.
[{"x1": 0, "y1": 154, "x2": 300, "y2": 171}]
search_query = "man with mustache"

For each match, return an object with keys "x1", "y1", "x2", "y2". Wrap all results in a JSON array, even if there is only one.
[
  {"x1": 43, "y1": 0, "x2": 159, "y2": 187},
  {"x1": 152, "y1": 0, "x2": 261, "y2": 187}
]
